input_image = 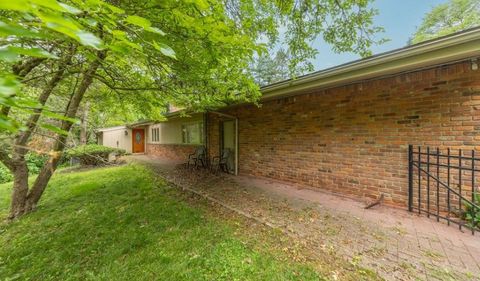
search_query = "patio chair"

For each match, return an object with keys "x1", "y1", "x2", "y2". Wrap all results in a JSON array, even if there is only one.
[
  {"x1": 211, "y1": 148, "x2": 231, "y2": 173},
  {"x1": 187, "y1": 146, "x2": 207, "y2": 169}
]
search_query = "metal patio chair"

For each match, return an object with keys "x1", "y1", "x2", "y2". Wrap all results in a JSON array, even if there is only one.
[
  {"x1": 211, "y1": 148, "x2": 231, "y2": 173},
  {"x1": 187, "y1": 146, "x2": 207, "y2": 169}
]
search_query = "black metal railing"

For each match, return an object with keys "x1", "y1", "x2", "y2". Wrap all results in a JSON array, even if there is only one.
[{"x1": 408, "y1": 145, "x2": 480, "y2": 234}]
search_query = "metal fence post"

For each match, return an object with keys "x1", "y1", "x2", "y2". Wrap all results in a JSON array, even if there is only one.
[{"x1": 408, "y1": 144, "x2": 413, "y2": 212}]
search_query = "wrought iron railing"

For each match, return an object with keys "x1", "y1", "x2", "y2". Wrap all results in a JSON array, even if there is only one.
[{"x1": 408, "y1": 145, "x2": 480, "y2": 234}]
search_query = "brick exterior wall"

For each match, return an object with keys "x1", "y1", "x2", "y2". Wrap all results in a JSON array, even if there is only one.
[
  {"x1": 146, "y1": 143, "x2": 199, "y2": 161},
  {"x1": 207, "y1": 60, "x2": 480, "y2": 207},
  {"x1": 206, "y1": 113, "x2": 221, "y2": 158}
]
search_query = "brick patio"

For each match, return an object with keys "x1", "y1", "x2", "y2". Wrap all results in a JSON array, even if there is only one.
[{"x1": 135, "y1": 155, "x2": 480, "y2": 281}]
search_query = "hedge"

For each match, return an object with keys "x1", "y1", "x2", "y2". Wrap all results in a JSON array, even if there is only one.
[{"x1": 65, "y1": 144, "x2": 125, "y2": 166}]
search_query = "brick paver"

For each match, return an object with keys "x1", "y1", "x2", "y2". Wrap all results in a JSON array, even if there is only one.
[{"x1": 135, "y1": 156, "x2": 480, "y2": 281}]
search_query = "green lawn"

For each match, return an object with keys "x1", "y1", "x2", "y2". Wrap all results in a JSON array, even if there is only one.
[{"x1": 0, "y1": 164, "x2": 324, "y2": 281}]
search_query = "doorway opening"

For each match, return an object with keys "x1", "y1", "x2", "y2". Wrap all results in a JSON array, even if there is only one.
[{"x1": 132, "y1": 128, "x2": 145, "y2": 153}]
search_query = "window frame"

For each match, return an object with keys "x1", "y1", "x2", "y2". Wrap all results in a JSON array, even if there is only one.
[
  {"x1": 150, "y1": 127, "x2": 160, "y2": 143},
  {"x1": 181, "y1": 121, "x2": 203, "y2": 145}
]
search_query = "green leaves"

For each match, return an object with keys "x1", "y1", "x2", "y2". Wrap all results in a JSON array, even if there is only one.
[
  {"x1": 37, "y1": 12, "x2": 104, "y2": 49},
  {"x1": 0, "y1": 0, "x2": 82, "y2": 14},
  {"x1": 58, "y1": 2, "x2": 82, "y2": 14},
  {"x1": 0, "y1": 1, "x2": 30, "y2": 12},
  {"x1": 125, "y1": 15, "x2": 152, "y2": 29},
  {"x1": 153, "y1": 42, "x2": 176, "y2": 59},
  {"x1": 0, "y1": 74, "x2": 22, "y2": 132},
  {"x1": 0, "y1": 0, "x2": 180, "y2": 135},
  {"x1": 464, "y1": 194, "x2": 480, "y2": 228},
  {"x1": 40, "y1": 123, "x2": 69, "y2": 136},
  {"x1": 147, "y1": 27, "x2": 166, "y2": 36},
  {"x1": 76, "y1": 31, "x2": 103, "y2": 49},
  {"x1": 41, "y1": 110, "x2": 79, "y2": 124},
  {"x1": 0, "y1": 21, "x2": 44, "y2": 38},
  {"x1": 5, "y1": 46, "x2": 59, "y2": 60},
  {"x1": 411, "y1": 0, "x2": 480, "y2": 44},
  {"x1": 0, "y1": 74, "x2": 20, "y2": 98},
  {"x1": 125, "y1": 15, "x2": 165, "y2": 35}
]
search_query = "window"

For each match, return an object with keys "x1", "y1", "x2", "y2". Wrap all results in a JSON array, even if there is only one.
[
  {"x1": 151, "y1": 127, "x2": 160, "y2": 142},
  {"x1": 182, "y1": 122, "x2": 203, "y2": 144}
]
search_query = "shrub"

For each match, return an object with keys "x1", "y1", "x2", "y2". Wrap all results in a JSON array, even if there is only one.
[
  {"x1": 65, "y1": 144, "x2": 125, "y2": 166},
  {"x1": 25, "y1": 152, "x2": 49, "y2": 174},
  {"x1": 0, "y1": 152, "x2": 48, "y2": 184},
  {"x1": 0, "y1": 163, "x2": 13, "y2": 184},
  {"x1": 464, "y1": 194, "x2": 480, "y2": 229}
]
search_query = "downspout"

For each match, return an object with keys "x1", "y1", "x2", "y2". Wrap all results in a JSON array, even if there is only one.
[{"x1": 210, "y1": 111, "x2": 239, "y2": 176}]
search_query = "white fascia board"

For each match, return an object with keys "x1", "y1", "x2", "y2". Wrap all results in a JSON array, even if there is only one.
[{"x1": 261, "y1": 28, "x2": 480, "y2": 99}]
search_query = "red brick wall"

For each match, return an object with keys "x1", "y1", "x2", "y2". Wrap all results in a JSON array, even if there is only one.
[
  {"x1": 206, "y1": 113, "x2": 221, "y2": 159},
  {"x1": 146, "y1": 144, "x2": 199, "y2": 161},
  {"x1": 208, "y1": 61, "x2": 480, "y2": 207}
]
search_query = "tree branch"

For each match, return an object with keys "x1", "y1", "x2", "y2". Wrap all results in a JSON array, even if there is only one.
[
  {"x1": 26, "y1": 49, "x2": 107, "y2": 209},
  {"x1": 14, "y1": 45, "x2": 77, "y2": 153},
  {"x1": 93, "y1": 74, "x2": 161, "y2": 91},
  {"x1": 0, "y1": 150, "x2": 13, "y2": 172},
  {"x1": 1, "y1": 57, "x2": 47, "y2": 117}
]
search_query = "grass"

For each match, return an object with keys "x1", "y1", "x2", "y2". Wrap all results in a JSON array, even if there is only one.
[{"x1": 0, "y1": 164, "x2": 325, "y2": 281}]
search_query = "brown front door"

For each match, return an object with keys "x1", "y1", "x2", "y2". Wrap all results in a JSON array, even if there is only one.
[{"x1": 132, "y1": 129, "x2": 145, "y2": 153}]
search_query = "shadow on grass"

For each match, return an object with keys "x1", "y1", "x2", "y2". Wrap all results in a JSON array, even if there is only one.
[{"x1": 0, "y1": 164, "x2": 321, "y2": 280}]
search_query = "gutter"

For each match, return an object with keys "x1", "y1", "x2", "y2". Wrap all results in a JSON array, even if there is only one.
[
  {"x1": 261, "y1": 27, "x2": 480, "y2": 99},
  {"x1": 96, "y1": 125, "x2": 127, "y2": 132}
]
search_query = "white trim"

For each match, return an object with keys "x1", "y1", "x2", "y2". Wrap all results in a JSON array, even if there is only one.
[
  {"x1": 262, "y1": 27, "x2": 480, "y2": 99},
  {"x1": 96, "y1": 126, "x2": 127, "y2": 132}
]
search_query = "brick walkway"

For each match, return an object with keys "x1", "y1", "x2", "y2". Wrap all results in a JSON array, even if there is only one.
[
  {"x1": 233, "y1": 176, "x2": 480, "y2": 281},
  {"x1": 134, "y1": 156, "x2": 480, "y2": 281}
]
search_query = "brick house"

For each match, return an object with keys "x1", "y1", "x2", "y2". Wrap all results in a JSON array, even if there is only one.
[{"x1": 99, "y1": 27, "x2": 480, "y2": 208}]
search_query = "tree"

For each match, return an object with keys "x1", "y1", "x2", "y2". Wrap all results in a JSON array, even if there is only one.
[
  {"x1": 251, "y1": 49, "x2": 293, "y2": 86},
  {"x1": 0, "y1": 0, "x2": 384, "y2": 219},
  {"x1": 410, "y1": 0, "x2": 480, "y2": 44},
  {"x1": 0, "y1": 0, "x2": 180, "y2": 218}
]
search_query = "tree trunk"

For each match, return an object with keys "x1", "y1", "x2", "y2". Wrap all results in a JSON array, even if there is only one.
[
  {"x1": 21, "y1": 50, "x2": 106, "y2": 214},
  {"x1": 8, "y1": 161, "x2": 29, "y2": 219},
  {"x1": 80, "y1": 101, "x2": 90, "y2": 144},
  {"x1": 5, "y1": 49, "x2": 76, "y2": 219},
  {"x1": 24, "y1": 153, "x2": 61, "y2": 213}
]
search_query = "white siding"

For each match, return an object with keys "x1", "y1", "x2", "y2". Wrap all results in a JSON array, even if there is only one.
[
  {"x1": 147, "y1": 114, "x2": 204, "y2": 145},
  {"x1": 100, "y1": 127, "x2": 132, "y2": 153}
]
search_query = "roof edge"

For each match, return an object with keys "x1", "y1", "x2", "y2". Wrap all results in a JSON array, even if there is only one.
[
  {"x1": 261, "y1": 26, "x2": 480, "y2": 99},
  {"x1": 96, "y1": 125, "x2": 127, "y2": 132}
]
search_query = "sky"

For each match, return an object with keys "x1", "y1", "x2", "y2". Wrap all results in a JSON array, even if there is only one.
[{"x1": 311, "y1": 0, "x2": 448, "y2": 70}]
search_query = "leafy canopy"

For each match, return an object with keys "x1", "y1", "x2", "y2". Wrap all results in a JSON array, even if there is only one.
[
  {"x1": 0, "y1": 0, "x2": 386, "y2": 219},
  {"x1": 0, "y1": 0, "x2": 176, "y2": 133},
  {"x1": 0, "y1": 0, "x2": 385, "y2": 132},
  {"x1": 251, "y1": 49, "x2": 292, "y2": 86},
  {"x1": 411, "y1": 0, "x2": 480, "y2": 44}
]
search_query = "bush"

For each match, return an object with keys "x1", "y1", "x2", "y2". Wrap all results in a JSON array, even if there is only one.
[
  {"x1": 25, "y1": 152, "x2": 49, "y2": 174},
  {"x1": 0, "y1": 152, "x2": 48, "y2": 184},
  {"x1": 465, "y1": 194, "x2": 480, "y2": 229},
  {"x1": 65, "y1": 144, "x2": 125, "y2": 166},
  {"x1": 0, "y1": 163, "x2": 13, "y2": 184}
]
